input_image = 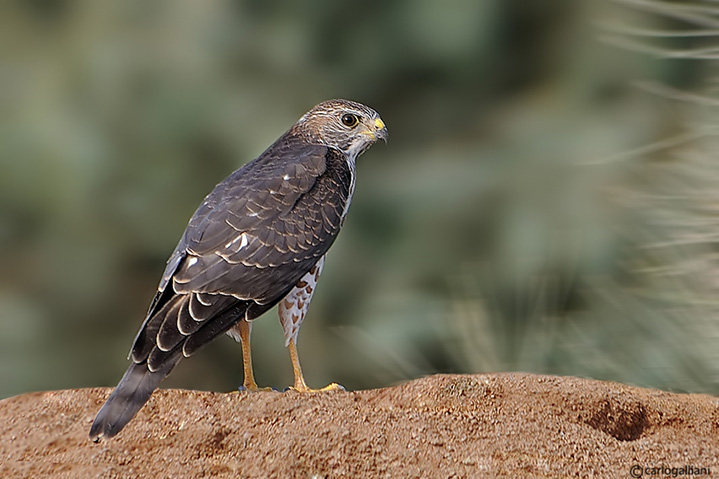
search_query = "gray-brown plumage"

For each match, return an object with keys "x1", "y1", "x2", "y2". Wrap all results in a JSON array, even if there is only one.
[{"x1": 90, "y1": 99, "x2": 387, "y2": 440}]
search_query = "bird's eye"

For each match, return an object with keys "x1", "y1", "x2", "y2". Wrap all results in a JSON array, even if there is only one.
[{"x1": 341, "y1": 113, "x2": 359, "y2": 127}]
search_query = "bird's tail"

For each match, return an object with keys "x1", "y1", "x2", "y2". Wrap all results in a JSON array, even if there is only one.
[
  {"x1": 89, "y1": 350, "x2": 182, "y2": 442},
  {"x1": 89, "y1": 297, "x2": 261, "y2": 441}
]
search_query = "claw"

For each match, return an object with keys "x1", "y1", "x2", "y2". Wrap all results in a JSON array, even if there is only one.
[
  {"x1": 287, "y1": 382, "x2": 345, "y2": 393},
  {"x1": 238, "y1": 385, "x2": 277, "y2": 393},
  {"x1": 286, "y1": 338, "x2": 346, "y2": 393}
]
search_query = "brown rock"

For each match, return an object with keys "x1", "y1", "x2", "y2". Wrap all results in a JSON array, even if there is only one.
[{"x1": 1, "y1": 373, "x2": 718, "y2": 478}]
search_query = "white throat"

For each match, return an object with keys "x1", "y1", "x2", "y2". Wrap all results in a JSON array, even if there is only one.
[{"x1": 341, "y1": 151, "x2": 358, "y2": 220}]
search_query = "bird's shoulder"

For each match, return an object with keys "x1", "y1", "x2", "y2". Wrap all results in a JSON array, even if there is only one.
[
  {"x1": 183, "y1": 134, "x2": 332, "y2": 252},
  {"x1": 153, "y1": 132, "x2": 352, "y2": 304}
]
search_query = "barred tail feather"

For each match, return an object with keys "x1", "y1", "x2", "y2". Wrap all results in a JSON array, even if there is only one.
[
  {"x1": 90, "y1": 298, "x2": 260, "y2": 441},
  {"x1": 89, "y1": 350, "x2": 182, "y2": 441}
]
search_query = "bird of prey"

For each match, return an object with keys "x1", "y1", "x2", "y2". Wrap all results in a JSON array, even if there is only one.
[{"x1": 89, "y1": 99, "x2": 387, "y2": 441}]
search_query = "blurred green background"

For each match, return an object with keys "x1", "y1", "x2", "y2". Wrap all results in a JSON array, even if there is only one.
[{"x1": 2, "y1": 0, "x2": 719, "y2": 399}]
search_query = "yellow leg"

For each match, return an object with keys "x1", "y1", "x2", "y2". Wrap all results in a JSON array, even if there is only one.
[
  {"x1": 238, "y1": 320, "x2": 273, "y2": 392},
  {"x1": 288, "y1": 338, "x2": 344, "y2": 392}
]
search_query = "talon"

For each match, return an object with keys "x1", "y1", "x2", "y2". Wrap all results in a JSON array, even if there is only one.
[
  {"x1": 286, "y1": 338, "x2": 345, "y2": 393},
  {"x1": 239, "y1": 384, "x2": 276, "y2": 393},
  {"x1": 288, "y1": 382, "x2": 345, "y2": 393},
  {"x1": 315, "y1": 382, "x2": 345, "y2": 392}
]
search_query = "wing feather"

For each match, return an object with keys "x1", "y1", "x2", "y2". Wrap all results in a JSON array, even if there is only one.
[
  {"x1": 129, "y1": 133, "x2": 352, "y2": 369},
  {"x1": 171, "y1": 138, "x2": 350, "y2": 303}
]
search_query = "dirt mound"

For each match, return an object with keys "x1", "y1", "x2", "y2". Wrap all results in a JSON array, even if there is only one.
[{"x1": 1, "y1": 373, "x2": 718, "y2": 478}]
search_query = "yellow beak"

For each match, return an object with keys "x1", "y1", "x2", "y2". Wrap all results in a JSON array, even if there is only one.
[{"x1": 372, "y1": 117, "x2": 388, "y2": 142}]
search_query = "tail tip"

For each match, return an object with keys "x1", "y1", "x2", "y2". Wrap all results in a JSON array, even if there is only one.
[
  {"x1": 89, "y1": 417, "x2": 112, "y2": 442},
  {"x1": 89, "y1": 401, "x2": 126, "y2": 442}
]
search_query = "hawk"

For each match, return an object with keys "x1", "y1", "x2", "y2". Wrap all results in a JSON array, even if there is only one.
[{"x1": 89, "y1": 99, "x2": 387, "y2": 440}]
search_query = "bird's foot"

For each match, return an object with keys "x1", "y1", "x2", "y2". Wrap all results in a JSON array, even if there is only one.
[
  {"x1": 237, "y1": 382, "x2": 278, "y2": 393},
  {"x1": 286, "y1": 382, "x2": 346, "y2": 393}
]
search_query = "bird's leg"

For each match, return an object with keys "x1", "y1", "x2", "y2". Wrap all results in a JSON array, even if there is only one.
[
  {"x1": 287, "y1": 337, "x2": 343, "y2": 392},
  {"x1": 279, "y1": 256, "x2": 343, "y2": 392},
  {"x1": 236, "y1": 319, "x2": 273, "y2": 392}
]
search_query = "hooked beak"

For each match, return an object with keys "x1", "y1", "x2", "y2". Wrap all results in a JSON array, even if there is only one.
[{"x1": 372, "y1": 117, "x2": 388, "y2": 143}]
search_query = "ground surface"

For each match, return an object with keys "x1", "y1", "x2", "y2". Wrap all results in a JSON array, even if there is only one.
[{"x1": 1, "y1": 373, "x2": 718, "y2": 478}]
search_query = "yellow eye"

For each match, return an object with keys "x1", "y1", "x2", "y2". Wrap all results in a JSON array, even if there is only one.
[{"x1": 341, "y1": 113, "x2": 359, "y2": 127}]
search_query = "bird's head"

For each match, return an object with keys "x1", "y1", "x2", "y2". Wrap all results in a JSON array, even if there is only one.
[{"x1": 296, "y1": 99, "x2": 388, "y2": 158}]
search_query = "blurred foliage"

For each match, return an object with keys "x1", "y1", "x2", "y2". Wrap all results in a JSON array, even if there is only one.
[{"x1": 2, "y1": 0, "x2": 719, "y2": 399}]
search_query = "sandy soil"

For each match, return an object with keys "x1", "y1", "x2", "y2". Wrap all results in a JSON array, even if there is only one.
[{"x1": 1, "y1": 373, "x2": 718, "y2": 478}]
